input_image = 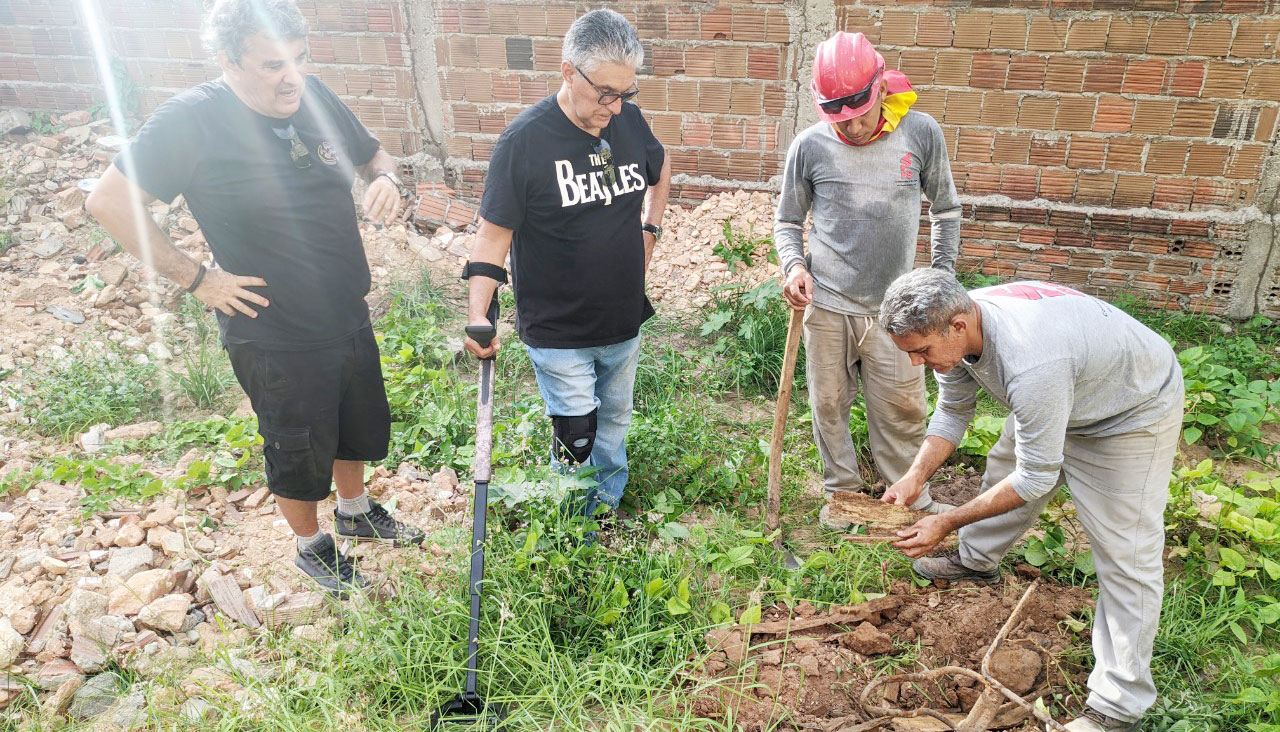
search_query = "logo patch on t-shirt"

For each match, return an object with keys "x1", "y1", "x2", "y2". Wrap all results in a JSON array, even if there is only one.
[
  {"x1": 900, "y1": 152, "x2": 914, "y2": 181},
  {"x1": 317, "y1": 141, "x2": 339, "y2": 166},
  {"x1": 984, "y1": 282, "x2": 1084, "y2": 300}
]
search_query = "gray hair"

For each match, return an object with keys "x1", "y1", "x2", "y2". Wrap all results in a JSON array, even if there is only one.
[
  {"x1": 562, "y1": 9, "x2": 644, "y2": 72},
  {"x1": 879, "y1": 269, "x2": 975, "y2": 337},
  {"x1": 202, "y1": 0, "x2": 308, "y2": 63}
]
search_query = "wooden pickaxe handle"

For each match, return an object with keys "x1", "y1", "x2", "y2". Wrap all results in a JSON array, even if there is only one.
[{"x1": 767, "y1": 306, "x2": 805, "y2": 550}]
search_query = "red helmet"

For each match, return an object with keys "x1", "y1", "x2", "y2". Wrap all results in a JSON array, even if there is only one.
[{"x1": 811, "y1": 32, "x2": 885, "y2": 123}]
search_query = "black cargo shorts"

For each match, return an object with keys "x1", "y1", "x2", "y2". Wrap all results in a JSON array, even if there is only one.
[{"x1": 225, "y1": 325, "x2": 390, "y2": 502}]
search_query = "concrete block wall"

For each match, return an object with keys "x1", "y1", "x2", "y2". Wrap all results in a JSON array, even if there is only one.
[{"x1": 2, "y1": 0, "x2": 1278, "y2": 316}]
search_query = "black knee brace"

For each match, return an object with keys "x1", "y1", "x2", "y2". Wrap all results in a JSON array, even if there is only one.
[{"x1": 551, "y1": 409, "x2": 597, "y2": 464}]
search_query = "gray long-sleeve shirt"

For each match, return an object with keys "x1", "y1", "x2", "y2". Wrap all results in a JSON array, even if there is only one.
[
  {"x1": 774, "y1": 110, "x2": 961, "y2": 316},
  {"x1": 928, "y1": 281, "x2": 1184, "y2": 502}
]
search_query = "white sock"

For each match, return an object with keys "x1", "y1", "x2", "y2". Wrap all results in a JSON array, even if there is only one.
[
  {"x1": 296, "y1": 530, "x2": 327, "y2": 552},
  {"x1": 337, "y1": 491, "x2": 372, "y2": 516}
]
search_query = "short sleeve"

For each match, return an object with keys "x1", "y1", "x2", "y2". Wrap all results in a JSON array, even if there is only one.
[
  {"x1": 478, "y1": 127, "x2": 527, "y2": 230},
  {"x1": 634, "y1": 106, "x2": 665, "y2": 186},
  {"x1": 115, "y1": 97, "x2": 198, "y2": 204},
  {"x1": 308, "y1": 77, "x2": 380, "y2": 167}
]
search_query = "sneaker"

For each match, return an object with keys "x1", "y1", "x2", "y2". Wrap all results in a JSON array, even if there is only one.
[
  {"x1": 911, "y1": 549, "x2": 1002, "y2": 584},
  {"x1": 295, "y1": 533, "x2": 370, "y2": 598},
  {"x1": 917, "y1": 500, "x2": 956, "y2": 514},
  {"x1": 1063, "y1": 707, "x2": 1141, "y2": 731},
  {"x1": 335, "y1": 501, "x2": 426, "y2": 546},
  {"x1": 818, "y1": 502, "x2": 852, "y2": 531}
]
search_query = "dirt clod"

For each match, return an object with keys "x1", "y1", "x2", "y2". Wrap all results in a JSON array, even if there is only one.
[
  {"x1": 988, "y1": 647, "x2": 1043, "y2": 695},
  {"x1": 838, "y1": 621, "x2": 894, "y2": 655}
]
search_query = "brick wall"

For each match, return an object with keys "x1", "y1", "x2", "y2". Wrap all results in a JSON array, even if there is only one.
[
  {"x1": 836, "y1": 1, "x2": 1280, "y2": 315},
  {"x1": 2, "y1": 0, "x2": 1278, "y2": 316},
  {"x1": 433, "y1": 0, "x2": 796, "y2": 201},
  {"x1": 0, "y1": 0, "x2": 423, "y2": 156}
]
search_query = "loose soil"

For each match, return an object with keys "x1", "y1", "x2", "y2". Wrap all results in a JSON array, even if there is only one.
[{"x1": 686, "y1": 579, "x2": 1093, "y2": 731}]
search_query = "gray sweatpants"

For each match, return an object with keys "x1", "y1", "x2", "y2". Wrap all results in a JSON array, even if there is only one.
[
  {"x1": 803, "y1": 305, "x2": 935, "y2": 510},
  {"x1": 958, "y1": 406, "x2": 1182, "y2": 721}
]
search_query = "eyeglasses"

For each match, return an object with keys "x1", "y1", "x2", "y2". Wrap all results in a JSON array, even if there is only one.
[
  {"x1": 271, "y1": 124, "x2": 311, "y2": 169},
  {"x1": 574, "y1": 64, "x2": 640, "y2": 106},
  {"x1": 814, "y1": 72, "x2": 881, "y2": 116},
  {"x1": 593, "y1": 137, "x2": 617, "y2": 187}
]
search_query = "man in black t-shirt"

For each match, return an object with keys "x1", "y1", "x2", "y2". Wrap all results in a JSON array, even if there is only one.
[
  {"x1": 463, "y1": 9, "x2": 671, "y2": 519},
  {"x1": 86, "y1": 0, "x2": 423, "y2": 596}
]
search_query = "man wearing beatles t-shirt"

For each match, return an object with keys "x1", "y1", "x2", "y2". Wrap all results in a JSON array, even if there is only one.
[{"x1": 462, "y1": 9, "x2": 671, "y2": 519}]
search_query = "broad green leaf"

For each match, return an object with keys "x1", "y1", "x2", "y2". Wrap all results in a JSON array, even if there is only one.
[
  {"x1": 1212, "y1": 568, "x2": 1237, "y2": 587},
  {"x1": 1024, "y1": 545, "x2": 1048, "y2": 567},
  {"x1": 644, "y1": 578, "x2": 665, "y2": 596},
  {"x1": 739, "y1": 604, "x2": 762, "y2": 625},
  {"x1": 1263, "y1": 557, "x2": 1280, "y2": 581},
  {"x1": 1183, "y1": 426, "x2": 1203, "y2": 444},
  {"x1": 1230, "y1": 621, "x2": 1248, "y2": 644},
  {"x1": 1219, "y1": 547, "x2": 1248, "y2": 571},
  {"x1": 665, "y1": 596, "x2": 690, "y2": 616}
]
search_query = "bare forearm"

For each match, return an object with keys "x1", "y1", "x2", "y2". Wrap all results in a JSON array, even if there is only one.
[
  {"x1": 85, "y1": 168, "x2": 199, "y2": 289},
  {"x1": 905, "y1": 435, "x2": 957, "y2": 485},
  {"x1": 939, "y1": 480, "x2": 1025, "y2": 534},
  {"x1": 357, "y1": 149, "x2": 397, "y2": 184}
]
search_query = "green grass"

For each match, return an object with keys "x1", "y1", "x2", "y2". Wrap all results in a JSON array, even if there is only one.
[
  {"x1": 22, "y1": 342, "x2": 162, "y2": 439},
  {"x1": 7, "y1": 260, "x2": 1280, "y2": 729}
]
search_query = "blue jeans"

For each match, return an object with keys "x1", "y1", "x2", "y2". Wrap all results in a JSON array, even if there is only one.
[{"x1": 525, "y1": 335, "x2": 641, "y2": 518}]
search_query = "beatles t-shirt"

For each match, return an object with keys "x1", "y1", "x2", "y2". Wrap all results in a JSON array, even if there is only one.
[
  {"x1": 479, "y1": 94, "x2": 665, "y2": 348},
  {"x1": 116, "y1": 76, "x2": 380, "y2": 347}
]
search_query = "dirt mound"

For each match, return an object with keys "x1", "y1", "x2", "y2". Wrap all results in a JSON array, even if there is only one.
[
  {"x1": 929, "y1": 468, "x2": 985, "y2": 507},
  {"x1": 685, "y1": 580, "x2": 1091, "y2": 731}
]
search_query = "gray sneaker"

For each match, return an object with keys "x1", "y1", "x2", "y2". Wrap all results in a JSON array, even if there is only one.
[
  {"x1": 918, "y1": 500, "x2": 955, "y2": 514},
  {"x1": 1063, "y1": 707, "x2": 1141, "y2": 731},
  {"x1": 911, "y1": 549, "x2": 1001, "y2": 584}
]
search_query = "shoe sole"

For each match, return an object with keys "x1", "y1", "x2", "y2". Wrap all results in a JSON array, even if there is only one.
[
  {"x1": 334, "y1": 530, "x2": 425, "y2": 547},
  {"x1": 912, "y1": 560, "x2": 1002, "y2": 584},
  {"x1": 292, "y1": 560, "x2": 372, "y2": 599}
]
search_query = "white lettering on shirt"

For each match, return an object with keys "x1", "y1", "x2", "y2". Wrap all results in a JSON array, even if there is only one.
[{"x1": 554, "y1": 159, "x2": 646, "y2": 208}]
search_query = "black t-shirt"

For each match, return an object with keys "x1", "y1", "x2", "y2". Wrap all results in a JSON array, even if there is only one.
[
  {"x1": 479, "y1": 94, "x2": 664, "y2": 348},
  {"x1": 116, "y1": 76, "x2": 380, "y2": 348}
]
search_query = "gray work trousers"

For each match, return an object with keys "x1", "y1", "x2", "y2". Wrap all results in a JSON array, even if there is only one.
[
  {"x1": 958, "y1": 406, "x2": 1182, "y2": 722},
  {"x1": 803, "y1": 305, "x2": 935, "y2": 510}
]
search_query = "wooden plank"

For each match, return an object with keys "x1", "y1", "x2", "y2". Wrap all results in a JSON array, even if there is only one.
[{"x1": 198, "y1": 569, "x2": 260, "y2": 629}]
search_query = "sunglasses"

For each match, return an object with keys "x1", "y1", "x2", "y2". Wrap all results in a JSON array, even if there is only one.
[
  {"x1": 814, "y1": 72, "x2": 881, "y2": 116},
  {"x1": 271, "y1": 124, "x2": 311, "y2": 169},
  {"x1": 593, "y1": 137, "x2": 617, "y2": 187},
  {"x1": 574, "y1": 64, "x2": 640, "y2": 106}
]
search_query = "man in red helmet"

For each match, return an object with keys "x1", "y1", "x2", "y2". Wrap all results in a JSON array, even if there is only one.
[{"x1": 774, "y1": 31, "x2": 961, "y2": 528}]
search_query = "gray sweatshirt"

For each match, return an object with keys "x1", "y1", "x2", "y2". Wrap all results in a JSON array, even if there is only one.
[
  {"x1": 774, "y1": 110, "x2": 961, "y2": 316},
  {"x1": 928, "y1": 282, "x2": 1184, "y2": 501}
]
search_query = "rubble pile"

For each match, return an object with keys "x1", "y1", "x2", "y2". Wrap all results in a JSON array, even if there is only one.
[{"x1": 408, "y1": 189, "x2": 788, "y2": 318}]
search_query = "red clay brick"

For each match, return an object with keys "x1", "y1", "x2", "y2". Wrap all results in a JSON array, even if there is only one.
[
  {"x1": 1093, "y1": 96, "x2": 1134, "y2": 133},
  {"x1": 1246, "y1": 65, "x2": 1280, "y2": 102},
  {"x1": 1043, "y1": 57, "x2": 1086, "y2": 93},
  {"x1": 880, "y1": 11, "x2": 918, "y2": 45},
  {"x1": 1105, "y1": 138, "x2": 1145, "y2": 172},
  {"x1": 1067, "y1": 17, "x2": 1110, "y2": 52},
  {"x1": 916, "y1": 13, "x2": 954, "y2": 46},
  {"x1": 1171, "y1": 101, "x2": 1217, "y2": 136},
  {"x1": 1131, "y1": 99, "x2": 1175, "y2": 135},
  {"x1": 1188, "y1": 19, "x2": 1232, "y2": 57},
  {"x1": 954, "y1": 11, "x2": 993, "y2": 49},
  {"x1": 1084, "y1": 58, "x2": 1126, "y2": 94},
  {"x1": 1122, "y1": 59, "x2": 1167, "y2": 95},
  {"x1": 934, "y1": 50, "x2": 974, "y2": 86},
  {"x1": 989, "y1": 13, "x2": 1028, "y2": 50},
  {"x1": 1167, "y1": 61, "x2": 1206, "y2": 97},
  {"x1": 1147, "y1": 18, "x2": 1191, "y2": 55},
  {"x1": 970, "y1": 53, "x2": 1010, "y2": 88},
  {"x1": 1006, "y1": 55, "x2": 1047, "y2": 90},
  {"x1": 1026, "y1": 16, "x2": 1068, "y2": 52}
]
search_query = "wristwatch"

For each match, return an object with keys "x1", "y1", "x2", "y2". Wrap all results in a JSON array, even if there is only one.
[
  {"x1": 642, "y1": 223, "x2": 663, "y2": 242},
  {"x1": 376, "y1": 171, "x2": 404, "y2": 189}
]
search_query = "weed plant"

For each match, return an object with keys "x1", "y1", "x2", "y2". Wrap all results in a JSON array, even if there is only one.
[{"x1": 23, "y1": 343, "x2": 161, "y2": 438}]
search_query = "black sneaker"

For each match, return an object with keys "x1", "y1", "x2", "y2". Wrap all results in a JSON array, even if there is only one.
[
  {"x1": 294, "y1": 533, "x2": 370, "y2": 598},
  {"x1": 334, "y1": 501, "x2": 426, "y2": 546}
]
